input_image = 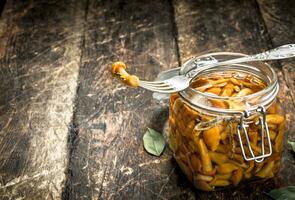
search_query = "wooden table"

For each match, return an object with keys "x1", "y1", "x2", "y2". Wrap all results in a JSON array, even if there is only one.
[{"x1": 0, "y1": 0, "x2": 294, "y2": 199}]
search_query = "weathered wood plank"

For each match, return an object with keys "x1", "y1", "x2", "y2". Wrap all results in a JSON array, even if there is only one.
[
  {"x1": 257, "y1": 0, "x2": 295, "y2": 187},
  {"x1": 257, "y1": 0, "x2": 295, "y2": 103},
  {"x1": 0, "y1": 0, "x2": 6, "y2": 17},
  {"x1": 174, "y1": 0, "x2": 272, "y2": 62},
  {"x1": 65, "y1": 0, "x2": 180, "y2": 199},
  {"x1": 0, "y1": 0, "x2": 85, "y2": 199},
  {"x1": 173, "y1": 0, "x2": 295, "y2": 199}
]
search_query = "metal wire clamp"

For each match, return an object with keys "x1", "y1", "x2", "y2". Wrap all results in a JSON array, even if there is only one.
[{"x1": 237, "y1": 106, "x2": 272, "y2": 163}]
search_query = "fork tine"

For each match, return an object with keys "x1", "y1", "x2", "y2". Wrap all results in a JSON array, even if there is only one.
[
  {"x1": 139, "y1": 82, "x2": 164, "y2": 87},
  {"x1": 140, "y1": 80, "x2": 166, "y2": 85},
  {"x1": 142, "y1": 87, "x2": 177, "y2": 93},
  {"x1": 141, "y1": 85, "x2": 174, "y2": 91},
  {"x1": 139, "y1": 82, "x2": 173, "y2": 90},
  {"x1": 140, "y1": 82, "x2": 172, "y2": 89},
  {"x1": 152, "y1": 90, "x2": 177, "y2": 94},
  {"x1": 139, "y1": 83, "x2": 177, "y2": 93}
]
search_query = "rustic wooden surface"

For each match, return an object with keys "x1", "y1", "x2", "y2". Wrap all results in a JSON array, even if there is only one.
[{"x1": 0, "y1": 0, "x2": 294, "y2": 199}]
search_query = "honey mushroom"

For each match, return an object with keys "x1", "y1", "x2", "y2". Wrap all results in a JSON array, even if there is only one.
[
  {"x1": 169, "y1": 71, "x2": 285, "y2": 191},
  {"x1": 111, "y1": 61, "x2": 140, "y2": 87}
]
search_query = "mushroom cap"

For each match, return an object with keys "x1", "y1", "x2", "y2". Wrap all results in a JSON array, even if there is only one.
[{"x1": 111, "y1": 61, "x2": 127, "y2": 75}]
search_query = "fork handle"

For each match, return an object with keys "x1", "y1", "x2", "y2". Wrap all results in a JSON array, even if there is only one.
[
  {"x1": 187, "y1": 44, "x2": 295, "y2": 78},
  {"x1": 220, "y1": 44, "x2": 295, "y2": 64}
]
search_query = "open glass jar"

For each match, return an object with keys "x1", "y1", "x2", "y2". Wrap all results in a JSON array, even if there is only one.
[{"x1": 168, "y1": 53, "x2": 285, "y2": 191}]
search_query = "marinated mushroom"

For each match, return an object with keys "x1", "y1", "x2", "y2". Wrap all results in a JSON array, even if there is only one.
[
  {"x1": 169, "y1": 71, "x2": 285, "y2": 191},
  {"x1": 111, "y1": 61, "x2": 139, "y2": 87}
]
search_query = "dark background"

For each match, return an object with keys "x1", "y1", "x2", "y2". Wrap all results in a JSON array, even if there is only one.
[{"x1": 0, "y1": 0, "x2": 294, "y2": 199}]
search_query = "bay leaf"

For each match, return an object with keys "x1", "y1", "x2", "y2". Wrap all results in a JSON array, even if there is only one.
[
  {"x1": 266, "y1": 186, "x2": 295, "y2": 200},
  {"x1": 143, "y1": 128, "x2": 165, "y2": 156}
]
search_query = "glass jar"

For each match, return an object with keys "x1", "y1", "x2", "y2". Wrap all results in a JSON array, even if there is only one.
[{"x1": 168, "y1": 52, "x2": 285, "y2": 191}]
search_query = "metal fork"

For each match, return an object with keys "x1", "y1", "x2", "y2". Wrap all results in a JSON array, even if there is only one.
[{"x1": 138, "y1": 44, "x2": 295, "y2": 93}]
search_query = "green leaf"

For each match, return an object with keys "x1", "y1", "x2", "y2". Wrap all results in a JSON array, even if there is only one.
[
  {"x1": 288, "y1": 140, "x2": 295, "y2": 153},
  {"x1": 267, "y1": 186, "x2": 295, "y2": 200},
  {"x1": 143, "y1": 128, "x2": 165, "y2": 156}
]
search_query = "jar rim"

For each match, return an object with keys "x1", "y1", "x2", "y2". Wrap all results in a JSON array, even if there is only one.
[{"x1": 178, "y1": 52, "x2": 279, "y2": 114}]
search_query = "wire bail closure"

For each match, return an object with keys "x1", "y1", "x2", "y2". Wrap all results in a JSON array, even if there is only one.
[{"x1": 237, "y1": 106, "x2": 272, "y2": 163}]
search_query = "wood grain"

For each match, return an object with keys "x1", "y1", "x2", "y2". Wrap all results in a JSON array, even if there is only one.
[
  {"x1": 174, "y1": 0, "x2": 273, "y2": 63},
  {"x1": 257, "y1": 0, "x2": 295, "y2": 102},
  {"x1": 0, "y1": 0, "x2": 85, "y2": 199},
  {"x1": 257, "y1": 0, "x2": 295, "y2": 187},
  {"x1": 64, "y1": 0, "x2": 180, "y2": 199},
  {"x1": 0, "y1": 0, "x2": 294, "y2": 199}
]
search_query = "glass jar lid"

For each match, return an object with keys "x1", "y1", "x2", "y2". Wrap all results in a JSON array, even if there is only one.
[{"x1": 178, "y1": 52, "x2": 279, "y2": 116}]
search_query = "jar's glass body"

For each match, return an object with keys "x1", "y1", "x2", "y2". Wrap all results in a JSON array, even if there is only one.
[{"x1": 168, "y1": 53, "x2": 285, "y2": 191}]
